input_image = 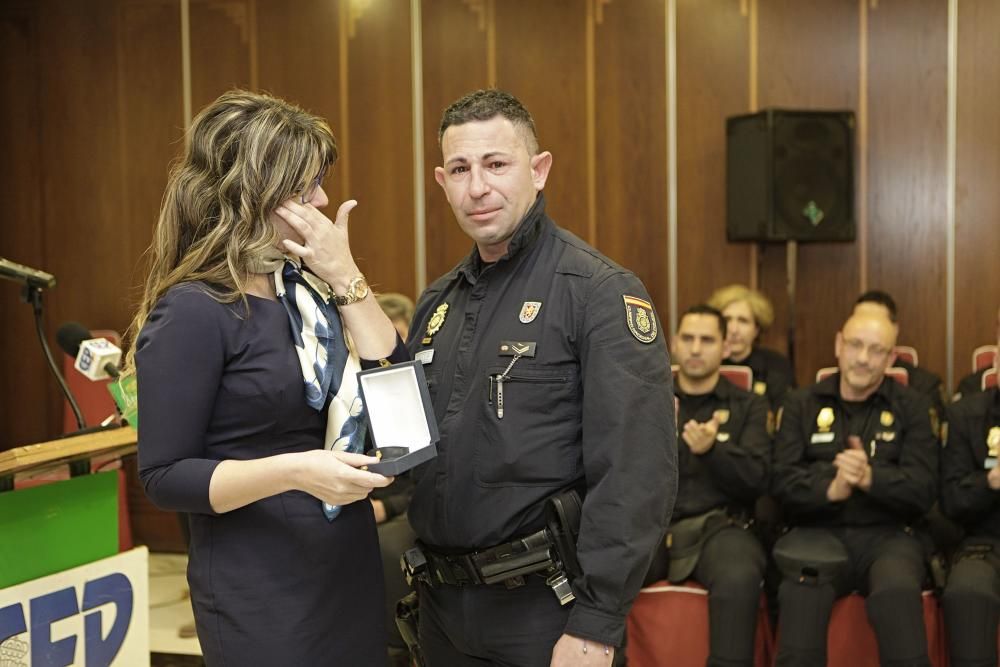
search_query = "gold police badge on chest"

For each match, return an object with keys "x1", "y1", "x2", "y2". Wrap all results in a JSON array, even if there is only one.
[
  {"x1": 519, "y1": 301, "x2": 542, "y2": 324},
  {"x1": 423, "y1": 303, "x2": 449, "y2": 344},
  {"x1": 623, "y1": 295, "x2": 657, "y2": 344},
  {"x1": 988, "y1": 426, "x2": 1000, "y2": 459},
  {"x1": 817, "y1": 407, "x2": 835, "y2": 433}
]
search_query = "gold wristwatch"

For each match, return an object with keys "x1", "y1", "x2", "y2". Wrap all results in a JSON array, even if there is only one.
[{"x1": 333, "y1": 275, "x2": 369, "y2": 306}]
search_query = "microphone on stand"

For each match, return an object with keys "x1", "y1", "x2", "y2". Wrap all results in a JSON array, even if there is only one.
[
  {"x1": 0, "y1": 257, "x2": 56, "y2": 289},
  {"x1": 57, "y1": 322, "x2": 122, "y2": 380}
]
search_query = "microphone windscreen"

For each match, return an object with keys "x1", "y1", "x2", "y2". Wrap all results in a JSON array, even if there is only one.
[{"x1": 57, "y1": 322, "x2": 93, "y2": 358}]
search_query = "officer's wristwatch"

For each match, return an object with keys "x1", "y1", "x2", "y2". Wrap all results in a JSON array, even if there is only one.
[{"x1": 333, "y1": 275, "x2": 369, "y2": 306}]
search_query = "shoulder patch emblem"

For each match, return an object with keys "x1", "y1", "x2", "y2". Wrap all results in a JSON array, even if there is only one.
[
  {"x1": 519, "y1": 301, "x2": 542, "y2": 324},
  {"x1": 623, "y1": 295, "x2": 657, "y2": 344}
]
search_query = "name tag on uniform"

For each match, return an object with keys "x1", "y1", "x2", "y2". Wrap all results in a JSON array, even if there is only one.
[
  {"x1": 811, "y1": 432, "x2": 835, "y2": 444},
  {"x1": 498, "y1": 341, "x2": 537, "y2": 357},
  {"x1": 415, "y1": 349, "x2": 435, "y2": 365}
]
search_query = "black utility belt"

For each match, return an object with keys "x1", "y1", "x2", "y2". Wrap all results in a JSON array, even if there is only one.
[{"x1": 403, "y1": 531, "x2": 575, "y2": 605}]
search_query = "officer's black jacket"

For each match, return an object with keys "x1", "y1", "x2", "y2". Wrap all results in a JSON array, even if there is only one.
[
  {"x1": 406, "y1": 194, "x2": 677, "y2": 646},
  {"x1": 724, "y1": 345, "x2": 794, "y2": 410},
  {"x1": 895, "y1": 358, "x2": 947, "y2": 422},
  {"x1": 772, "y1": 373, "x2": 939, "y2": 527},
  {"x1": 954, "y1": 368, "x2": 988, "y2": 402},
  {"x1": 941, "y1": 388, "x2": 1000, "y2": 538},
  {"x1": 674, "y1": 377, "x2": 771, "y2": 520}
]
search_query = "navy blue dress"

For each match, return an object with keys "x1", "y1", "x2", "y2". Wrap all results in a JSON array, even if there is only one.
[{"x1": 137, "y1": 283, "x2": 387, "y2": 666}]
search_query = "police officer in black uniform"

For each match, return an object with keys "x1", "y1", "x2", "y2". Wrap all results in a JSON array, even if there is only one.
[
  {"x1": 707, "y1": 284, "x2": 795, "y2": 411},
  {"x1": 771, "y1": 312, "x2": 939, "y2": 667},
  {"x1": 406, "y1": 90, "x2": 677, "y2": 667},
  {"x1": 643, "y1": 304, "x2": 770, "y2": 666},
  {"x1": 940, "y1": 329, "x2": 1000, "y2": 667},
  {"x1": 852, "y1": 290, "x2": 947, "y2": 420}
]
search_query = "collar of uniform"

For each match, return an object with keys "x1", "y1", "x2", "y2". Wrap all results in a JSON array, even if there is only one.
[
  {"x1": 813, "y1": 371, "x2": 895, "y2": 404},
  {"x1": 675, "y1": 374, "x2": 734, "y2": 401},
  {"x1": 456, "y1": 193, "x2": 549, "y2": 285}
]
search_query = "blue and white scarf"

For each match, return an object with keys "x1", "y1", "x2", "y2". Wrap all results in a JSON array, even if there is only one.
[{"x1": 268, "y1": 257, "x2": 367, "y2": 520}]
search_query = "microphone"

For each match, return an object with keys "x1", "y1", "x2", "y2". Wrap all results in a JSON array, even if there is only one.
[
  {"x1": 57, "y1": 322, "x2": 122, "y2": 380},
  {"x1": 0, "y1": 257, "x2": 57, "y2": 289}
]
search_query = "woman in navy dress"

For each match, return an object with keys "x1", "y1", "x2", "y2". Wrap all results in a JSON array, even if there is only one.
[{"x1": 124, "y1": 90, "x2": 405, "y2": 666}]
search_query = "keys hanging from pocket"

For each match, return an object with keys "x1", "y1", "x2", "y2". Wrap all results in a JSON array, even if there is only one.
[{"x1": 493, "y1": 353, "x2": 524, "y2": 420}]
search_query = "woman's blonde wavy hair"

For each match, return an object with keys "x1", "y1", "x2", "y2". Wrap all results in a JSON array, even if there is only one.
[{"x1": 122, "y1": 89, "x2": 337, "y2": 376}]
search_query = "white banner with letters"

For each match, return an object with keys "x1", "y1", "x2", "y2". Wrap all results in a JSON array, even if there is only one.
[{"x1": 0, "y1": 547, "x2": 149, "y2": 667}]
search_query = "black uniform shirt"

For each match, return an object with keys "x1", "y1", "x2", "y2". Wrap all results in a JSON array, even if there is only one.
[
  {"x1": 941, "y1": 387, "x2": 1000, "y2": 538},
  {"x1": 772, "y1": 373, "x2": 939, "y2": 527},
  {"x1": 674, "y1": 377, "x2": 771, "y2": 520},
  {"x1": 895, "y1": 358, "x2": 946, "y2": 423},
  {"x1": 954, "y1": 368, "x2": 988, "y2": 402},
  {"x1": 406, "y1": 194, "x2": 677, "y2": 645},
  {"x1": 725, "y1": 345, "x2": 795, "y2": 410}
]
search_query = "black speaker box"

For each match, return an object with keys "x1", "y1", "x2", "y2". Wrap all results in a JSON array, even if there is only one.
[{"x1": 726, "y1": 109, "x2": 856, "y2": 242}]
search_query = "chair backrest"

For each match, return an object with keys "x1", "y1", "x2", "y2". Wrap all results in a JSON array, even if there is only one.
[
  {"x1": 670, "y1": 364, "x2": 754, "y2": 393},
  {"x1": 815, "y1": 366, "x2": 909, "y2": 387},
  {"x1": 973, "y1": 344, "x2": 998, "y2": 373},
  {"x1": 62, "y1": 329, "x2": 122, "y2": 433},
  {"x1": 893, "y1": 345, "x2": 919, "y2": 367},
  {"x1": 984, "y1": 368, "x2": 998, "y2": 391}
]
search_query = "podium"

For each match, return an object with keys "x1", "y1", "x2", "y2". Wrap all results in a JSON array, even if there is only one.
[{"x1": 0, "y1": 428, "x2": 149, "y2": 666}]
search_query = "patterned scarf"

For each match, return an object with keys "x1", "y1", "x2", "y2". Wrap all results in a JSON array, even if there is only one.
[{"x1": 252, "y1": 251, "x2": 367, "y2": 520}]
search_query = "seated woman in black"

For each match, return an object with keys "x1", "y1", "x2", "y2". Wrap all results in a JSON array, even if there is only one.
[{"x1": 708, "y1": 284, "x2": 795, "y2": 410}]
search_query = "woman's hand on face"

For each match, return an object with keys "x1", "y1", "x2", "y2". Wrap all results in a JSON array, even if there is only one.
[
  {"x1": 275, "y1": 198, "x2": 361, "y2": 293},
  {"x1": 295, "y1": 449, "x2": 393, "y2": 507}
]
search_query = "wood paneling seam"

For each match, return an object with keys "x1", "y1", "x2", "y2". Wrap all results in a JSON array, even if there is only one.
[
  {"x1": 338, "y1": 0, "x2": 350, "y2": 201},
  {"x1": 585, "y1": 0, "x2": 597, "y2": 246},
  {"x1": 180, "y1": 0, "x2": 192, "y2": 129},
  {"x1": 667, "y1": 0, "x2": 678, "y2": 334},
  {"x1": 858, "y1": 0, "x2": 869, "y2": 292},
  {"x1": 748, "y1": 0, "x2": 759, "y2": 290},
  {"x1": 411, "y1": 0, "x2": 426, "y2": 293},
  {"x1": 946, "y1": 0, "x2": 958, "y2": 390}
]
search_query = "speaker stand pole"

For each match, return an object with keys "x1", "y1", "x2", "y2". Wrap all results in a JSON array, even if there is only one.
[{"x1": 786, "y1": 240, "x2": 798, "y2": 381}]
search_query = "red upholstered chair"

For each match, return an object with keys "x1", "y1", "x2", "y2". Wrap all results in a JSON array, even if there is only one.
[
  {"x1": 626, "y1": 582, "x2": 774, "y2": 667},
  {"x1": 972, "y1": 344, "x2": 998, "y2": 373},
  {"x1": 893, "y1": 345, "x2": 919, "y2": 367},
  {"x1": 815, "y1": 366, "x2": 909, "y2": 387},
  {"x1": 720, "y1": 365, "x2": 754, "y2": 392},
  {"x1": 984, "y1": 367, "x2": 998, "y2": 391},
  {"x1": 774, "y1": 591, "x2": 946, "y2": 667}
]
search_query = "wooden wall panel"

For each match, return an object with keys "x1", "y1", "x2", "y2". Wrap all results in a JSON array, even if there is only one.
[
  {"x1": 118, "y1": 0, "x2": 185, "y2": 296},
  {"x1": 866, "y1": 0, "x2": 948, "y2": 381},
  {"x1": 0, "y1": 6, "x2": 47, "y2": 450},
  {"x1": 675, "y1": 0, "x2": 751, "y2": 315},
  {"x1": 756, "y1": 0, "x2": 860, "y2": 385},
  {"x1": 38, "y1": 0, "x2": 129, "y2": 432},
  {"x1": 494, "y1": 0, "x2": 589, "y2": 242},
  {"x1": 189, "y1": 0, "x2": 252, "y2": 112},
  {"x1": 955, "y1": 0, "x2": 1000, "y2": 378},
  {"x1": 344, "y1": 1, "x2": 416, "y2": 296},
  {"x1": 593, "y1": 0, "x2": 670, "y2": 312},
  {"x1": 420, "y1": 0, "x2": 490, "y2": 285}
]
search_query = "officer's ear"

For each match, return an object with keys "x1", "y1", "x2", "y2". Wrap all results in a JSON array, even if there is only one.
[{"x1": 530, "y1": 151, "x2": 553, "y2": 191}]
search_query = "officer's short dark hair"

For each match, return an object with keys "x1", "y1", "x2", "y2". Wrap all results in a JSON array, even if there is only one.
[
  {"x1": 678, "y1": 304, "x2": 727, "y2": 340},
  {"x1": 855, "y1": 290, "x2": 898, "y2": 323},
  {"x1": 439, "y1": 89, "x2": 540, "y2": 155}
]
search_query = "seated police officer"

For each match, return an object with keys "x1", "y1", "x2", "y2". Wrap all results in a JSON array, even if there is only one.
[
  {"x1": 643, "y1": 304, "x2": 770, "y2": 666},
  {"x1": 940, "y1": 326, "x2": 1000, "y2": 667},
  {"x1": 771, "y1": 312, "x2": 939, "y2": 667},
  {"x1": 852, "y1": 290, "x2": 947, "y2": 421},
  {"x1": 707, "y1": 284, "x2": 795, "y2": 411}
]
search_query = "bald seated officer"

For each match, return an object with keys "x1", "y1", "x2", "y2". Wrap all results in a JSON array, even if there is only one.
[{"x1": 771, "y1": 313, "x2": 939, "y2": 667}]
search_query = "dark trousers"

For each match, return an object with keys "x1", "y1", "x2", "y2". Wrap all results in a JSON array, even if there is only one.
[
  {"x1": 378, "y1": 513, "x2": 417, "y2": 651},
  {"x1": 775, "y1": 526, "x2": 930, "y2": 667},
  {"x1": 941, "y1": 538, "x2": 1000, "y2": 667},
  {"x1": 418, "y1": 576, "x2": 571, "y2": 667}
]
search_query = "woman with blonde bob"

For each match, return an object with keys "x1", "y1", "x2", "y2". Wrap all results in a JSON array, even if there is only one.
[
  {"x1": 125, "y1": 90, "x2": 404, "y2": 666},
  {"x1": 707, "y1": 284, "x2": 795, "y2": 409}
]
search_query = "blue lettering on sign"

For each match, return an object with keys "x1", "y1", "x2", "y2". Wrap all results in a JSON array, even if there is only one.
[
  {"x1": 0, "y1": 572, "x2": 133, "y2": 667},
  {"x1": 78, "y1": 349, "x2": 93, "y2": 371}
]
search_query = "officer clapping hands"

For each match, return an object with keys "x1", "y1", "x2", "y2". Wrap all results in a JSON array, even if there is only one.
[
  {"x1": 828, "y1": 435, "x2": 872, "y2": 501},
  {"x1": 682, "y1": 416, "x2": 721, "y2": 455}
]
